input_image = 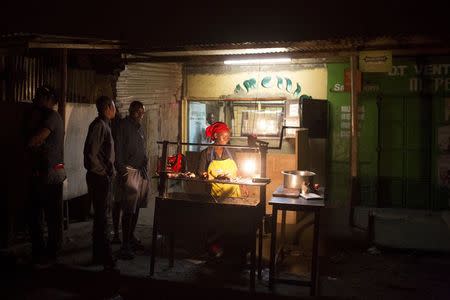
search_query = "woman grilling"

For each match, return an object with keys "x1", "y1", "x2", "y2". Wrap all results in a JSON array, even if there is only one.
[
  {"x1": 197, "y1": 121, "x2": 247, "y2": 200},
  {"x1": 197, "y1": 122, "x2": 249, "y2": 261}
]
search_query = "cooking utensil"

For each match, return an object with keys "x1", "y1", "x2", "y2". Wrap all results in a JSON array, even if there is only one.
[{"x1": 281, "y1": 170, "x2": 316, "y2": 189}]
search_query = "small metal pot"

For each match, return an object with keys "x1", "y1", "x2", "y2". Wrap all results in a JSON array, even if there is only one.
[{"x1": 281, "y1": 170, "x2": 316, "y2": 189}]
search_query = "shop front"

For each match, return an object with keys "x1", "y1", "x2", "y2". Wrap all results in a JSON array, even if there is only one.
[
  {"x1": 123, "y1": 36, "x2": 450, "y2": 256},
  {"x1": 183, "y1": 61, "x2": 328, "y2": 224},
  {"x1": 327, "y1": 57, "x2": 450, "y2": 211}
]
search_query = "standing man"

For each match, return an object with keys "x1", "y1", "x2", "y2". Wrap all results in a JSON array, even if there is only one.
[
  {"x1": 26, "y1": 85, "x2": 66, "y2": 265},
  {"x1": 83, "y1": 96, "x2": 117, "y2": 269},
  {"x1": 114, "y1": 101, "x2": 149, "y2": 260}
]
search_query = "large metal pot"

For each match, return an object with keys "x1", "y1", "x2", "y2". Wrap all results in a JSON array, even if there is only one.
[{"x1": 281, "y1": 170, "x2": 316, "y2": 189}]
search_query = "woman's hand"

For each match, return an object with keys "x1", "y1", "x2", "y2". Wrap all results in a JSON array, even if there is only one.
[{"x1": 200, "y1": 172, "x2": 208, "y2": 179}]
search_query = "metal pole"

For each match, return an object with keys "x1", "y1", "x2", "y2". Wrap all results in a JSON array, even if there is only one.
[
  {"x1": 269, "y1": 205, "x2": 278, "y2": 289},
  {"x1": 250, "y1": 227, "x2": 256, "y2": 292},
  {"x1": 178, "y1": 66, "x2": 185, "y2": 149},
  {"x1": 150, "y1": 201, "x2": 158, "y2": 276},
  {"x1": 258, "y1": 144, "x2": 268, "y2": 279},
  {"x1": 260, "y1": 144, "x2": 268, "y2": 214},
  {"x1": 158, "y1": 141, "x2": 169, "y2": 196},
  {"x1": 154, "y1": 126, "x2": 300, "y2": 151},
  {"x1": 156, "y1": 141, "x2": 260, "y2": 150},
  {"x1": 310, "y1": 209, "x2": 321, "y2": 296}
]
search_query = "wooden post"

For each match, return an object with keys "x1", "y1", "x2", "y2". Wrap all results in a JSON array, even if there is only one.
[
  {"x1": 59, "y1": 49, "x2": 68, "y2": 232},
  {"x1": 350, "y1": 55, "x2": 359, "y2": 226},
  {"x1": 59, "y1": 49, "x2": 68, "y2": 125}
]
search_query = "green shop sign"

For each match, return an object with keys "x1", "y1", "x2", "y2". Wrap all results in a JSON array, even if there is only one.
[
  {"x1": 330, "y1": 61, "x2": 450, "y2": 95},
  {"x1": 368, "y1": 62, "x2": 450, "y2": 94}
]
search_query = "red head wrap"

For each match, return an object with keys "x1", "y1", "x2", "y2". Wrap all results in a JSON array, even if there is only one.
[{"x1": 205, "y1": 122, "x2": 229, "y2": 141}]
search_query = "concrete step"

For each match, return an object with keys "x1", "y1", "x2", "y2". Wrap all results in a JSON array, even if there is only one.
[{"x1": 354, "y1": 207, "x2": 450, "y2": 252}]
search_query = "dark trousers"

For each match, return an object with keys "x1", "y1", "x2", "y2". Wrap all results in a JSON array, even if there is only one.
[
  {"x1": 29, "y1": 180, "x2": 63, "y2": 260},
  {"x1": 121, "y1": 210, "x2": 140, "y2": 250},
  {"x1": 86, "y1": 172, "x2": 113, "y2": 264}
]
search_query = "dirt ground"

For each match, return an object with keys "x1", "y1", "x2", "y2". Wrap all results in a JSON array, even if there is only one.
[{"x1": 2, "y1": 221, "x2": 450, "y2": 299}]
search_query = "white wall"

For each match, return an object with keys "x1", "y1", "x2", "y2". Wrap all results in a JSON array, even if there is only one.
[{"x1": 63, "y1": 103, "x2": 98, "y2": 200}]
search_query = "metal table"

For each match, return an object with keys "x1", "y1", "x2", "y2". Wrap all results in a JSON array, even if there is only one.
[
  {"x1": 149, "y1": 191, "x2": 266, "y2": 291},
  {"x1": 268, "y1": 195, "x2": 325, "y2": 296}
]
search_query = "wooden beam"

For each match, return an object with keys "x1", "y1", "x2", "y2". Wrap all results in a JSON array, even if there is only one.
[
  {"x1": 58, "y1": 48, "x2": 68, "y2": 233},
  {"x1": 123, "y1": 51, "x2": 356, "y2": 64},
  {"x1": 350, "y1": 55, "x2": 359, "y2": 178},
  {"x1": 58, "y1": 49, "x2": 68, "y2": 131},
  {"x1": 28, "y1": 42, "x2": 122, "y2": 50}
]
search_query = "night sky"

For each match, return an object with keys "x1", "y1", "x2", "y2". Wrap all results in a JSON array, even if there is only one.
[{"x1": 1, "y1": 1, "x2": 449, "y2": 46}]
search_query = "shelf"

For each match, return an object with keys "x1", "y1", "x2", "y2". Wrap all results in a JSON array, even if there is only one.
[{"x1": 157, "y1": 192, "x2": 260, "y2": 206}]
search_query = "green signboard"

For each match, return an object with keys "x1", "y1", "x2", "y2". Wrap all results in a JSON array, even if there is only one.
[{"x1": 327, "y1": 56, "x2": 450, "y2": 210}]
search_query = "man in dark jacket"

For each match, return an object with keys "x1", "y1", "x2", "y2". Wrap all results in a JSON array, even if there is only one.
[
  {"x1": 114, "y1": 101, "x2": 149, "y2": 259},
  {"x1": 83, "y1": 96, "x2": 117, "y2": 269},
  {"x1": 26, "y1": 85, "x2": 65, "y2": 265}
]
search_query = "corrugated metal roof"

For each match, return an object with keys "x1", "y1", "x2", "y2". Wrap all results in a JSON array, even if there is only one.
[
  {"x1": 0, "y1": 54, "x2": 113, "y2": 103},
  {"x1": 0, "y1": 33, "x2": 123, "y2": 49},
  {"x1": 141, "y1": 47, "x2": 291, "y2": 57},
  {"x1": 2, "y1": 32, "x2": 449, "y2": 58},
  {"x1": 116, "y1": 63, "x2": 183, "y2": 113},
  {"x1": 127, "y1": 35, "x2": 450, "y2": 59}
]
